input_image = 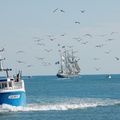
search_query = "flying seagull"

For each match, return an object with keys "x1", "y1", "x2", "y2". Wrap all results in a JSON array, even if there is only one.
[
  {"x1": 44, "y1": 49, "x2": 52, "y2": 52},
  {"x1": 16, "y1": 60, "x2": 25, "y2": 64},
  {"x1": 104, "y1": 50, "x2": 111, "y2": 54},
  {"x1": 37, "y1": 43, "x2": 45, "y2": 46},
  {"x1": 41, "y1": 62, "x2": 51, "y2": 66},
  {"x1": 35, "y1": 57, "x2": 44, "y2": 60},
  {"x1": 58, "y1": 44, "x2": 60, "y2": 46},
  {"x1": 0, "y1": 48, "x2": 5, "y2": 52},
  {"x1": 84, "y1": 34, "x2": 92, "y2": 37},
  {"x1": 16, "y1": 50, "x2": 24, "y2": 54},
  {"x1": 60, "y1": 9, "x2": 65, "y2": 13},
  {"x1": 106, "y1": 38, "x2": 114, "y2": 42},
  {"x1": 93, "y1": 58, "x2": 100, "y2": 61},
  {"x1": 67, "y1": 45, "x2": 73, "y2": 48},
  {"x1": 95, "y1": 67, "x2": 101, "y2": 71},
  {"x1": 80, "y1": 10, "x2": 85, "y2": 13},
  {"x1": 81, "y1": 41, "x2": 88, "y2": 45},
  {"x1": 27, "y1": 65, "x2": 32, "y2": 67},
  {"x1": 72, "y1": 37, "x2": 82, "y2": 42},
  {"x1": 96, "y1": 34, "x2": 108, "y2": 37},
  {"x1": 53, "y1": 8, "x2": 58, "y2": 13},
  {"x1": 33, "y1": 37, "x2": 44, "y2": 42},
  {"x1": 75, "y1": 21, "x2": 80, "y2": 24},
  {"x1": 95, "y1": 44, "x2": 105, "y2": 48},
  {"x1": 115, "y1": 57, "x2": 119, "y2": 61},
  {"x1": 110, "y1": 32, "x2": 118, "y2": 35},
  {"x1": 60, "y1": 33, "x2": 66, "y2": 36},
  {"x1": 50, "y1": 38, "x2": 56, "y2": 41}
]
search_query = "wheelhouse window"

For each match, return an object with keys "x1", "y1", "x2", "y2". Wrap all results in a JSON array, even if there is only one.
[
  {"x1": 9, "y1": 82, "x2": 12, "y2": 87},
  {"x1": 0, "y1": 83, "x2": 7, "y2": 89}
]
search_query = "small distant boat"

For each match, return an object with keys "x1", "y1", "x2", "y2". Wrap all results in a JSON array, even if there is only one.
[
  {"x1": 107, "y1": 75, "x2": 112, "y2": 79},
  {"x1": 108, "y1": 75, "x2": 112, "y2": 79},
  {"x1": 27, "y1": 76, "x2": 32, "y2": 79},
  {"x1": 106, "y1": 74, "x2": 112, "y2": 79},
  {"x1": 56, "y1": 49, "x2": 80, "y2": 78},
  {"x1": 0, "y1": 57, "x2": 26, "y2": 107}
]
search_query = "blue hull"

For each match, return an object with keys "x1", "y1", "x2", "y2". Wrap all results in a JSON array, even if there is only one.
[{"x1": 0, "y1": 91, "x2": 26, "y2": 106}]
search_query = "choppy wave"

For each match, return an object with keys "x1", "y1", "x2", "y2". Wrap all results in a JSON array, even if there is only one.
[{"x1": 0, "y1": 98, "x2": 120, "y2": 112}]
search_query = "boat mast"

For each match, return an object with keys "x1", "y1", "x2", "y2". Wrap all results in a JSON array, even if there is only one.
[
  {"x1": 0, "y1": 58, "x2": 4, "y2": 71},
  {"x1": 0, "y1": 57, "x2": 12, "y2": 78},
  {"x1": 65, "y1": 49, "x2": 70, "y2": 74},
  {"x1": 60, "y1": 52, "x2": 63, "y2": 73}
]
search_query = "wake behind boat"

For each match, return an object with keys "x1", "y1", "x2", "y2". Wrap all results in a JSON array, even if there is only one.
[
  {"x1": 56, "y1": 49, "x2": 80, "y2": 78},
  {"x1": 0, "y1": 56, "x2": 26, "y2": 107}
]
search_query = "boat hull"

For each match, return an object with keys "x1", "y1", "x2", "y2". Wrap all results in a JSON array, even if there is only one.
[
  {"x1": 57, "y1": 73, "x2": 80, "y2": 78},
  {"x1": 0, "y1": 91, "x2": 26, "y2": 106}
]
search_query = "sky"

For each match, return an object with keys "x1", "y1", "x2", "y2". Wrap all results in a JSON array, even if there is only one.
[{"x1": 0, "y1": 0, "x2": 120, "y2": 75}]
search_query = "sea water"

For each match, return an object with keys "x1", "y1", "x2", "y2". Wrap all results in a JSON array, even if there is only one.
[{"x1": 0, "y1": 74, "x2": 120, "y2": 120}]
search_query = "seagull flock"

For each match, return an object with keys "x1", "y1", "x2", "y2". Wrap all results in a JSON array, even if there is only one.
[{"x1": 0, "y1": 8, "x2": 119, "y2": 73}]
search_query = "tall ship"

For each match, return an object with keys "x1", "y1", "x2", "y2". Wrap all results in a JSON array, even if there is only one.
[
  {"x1": 56, "y1": 49, "x2": 80, "y2": 78},
  {"x1": 0, "y1": 56, "x2": 26, "y2": 107}
]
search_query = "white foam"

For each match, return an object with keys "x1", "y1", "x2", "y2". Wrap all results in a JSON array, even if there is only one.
[{"x1": 0, "y1": 98, "x2": 120, "y2": 112}]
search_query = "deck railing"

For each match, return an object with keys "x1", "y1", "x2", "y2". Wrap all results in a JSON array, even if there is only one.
[{"x1": 0, "y1": 80, "x2": 24, "y2": 91}]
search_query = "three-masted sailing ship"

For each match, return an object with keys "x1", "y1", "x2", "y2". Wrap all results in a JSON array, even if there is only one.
[{"x1": 56, "y1": 49, "x2": 80, "y2": 78}]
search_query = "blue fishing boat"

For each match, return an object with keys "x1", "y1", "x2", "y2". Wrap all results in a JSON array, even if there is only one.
[{"x1": 0, "y1": 57, "x2": 26, "y2": 107}]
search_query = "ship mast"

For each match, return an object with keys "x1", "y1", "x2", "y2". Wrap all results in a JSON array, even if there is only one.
[
  {"x1": 0, "y1": 58, "x2": 12, "y2": 78},
  {"x1": 0, "y1": 48, "x2": 12, "y2": 80},
  {"x1": 60, "y1": 52, "x2": 63, "y2": 73}
]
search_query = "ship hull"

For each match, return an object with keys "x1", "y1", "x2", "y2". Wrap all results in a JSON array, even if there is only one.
[
  {"x1": 57, "y1": 73, "x2": 80, "y2": 78},
  {"x1": 0, "y1": 90, "x2": 26, "y2": 106}
]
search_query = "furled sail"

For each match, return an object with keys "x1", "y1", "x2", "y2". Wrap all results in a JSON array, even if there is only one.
[{"x1": 75, "y1": 61, "x2": 80, "y2": 72}]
